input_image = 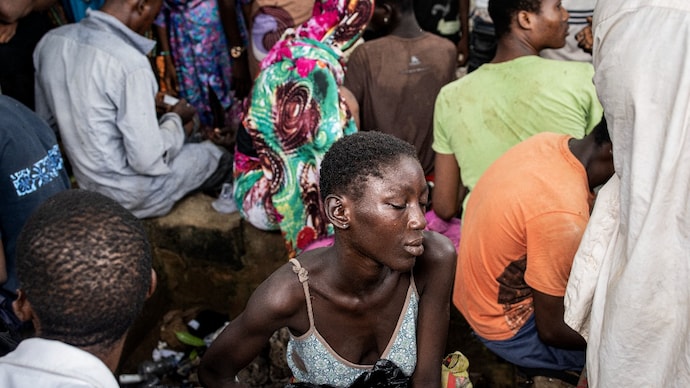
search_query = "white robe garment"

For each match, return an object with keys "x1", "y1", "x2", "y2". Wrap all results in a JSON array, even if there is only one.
[{"x1": 564, "y1": 0, "x2": 690, "y2": 386}]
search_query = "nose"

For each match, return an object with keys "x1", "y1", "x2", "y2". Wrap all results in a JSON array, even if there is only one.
[
  {"x1": 408, "y1": 204, "x2": 427, "y2": 230},
  {"x1": 562, "y1": 7, "x2": 570, "y2": 21}
]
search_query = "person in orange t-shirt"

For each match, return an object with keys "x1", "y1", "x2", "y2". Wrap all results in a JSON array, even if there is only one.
[{"x1": 453, "y1": 118, "x2": 613, "y2": 378}]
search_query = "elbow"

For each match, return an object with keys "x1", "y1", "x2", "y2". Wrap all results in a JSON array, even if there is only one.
[
  {"x1": 536, "y1": 327, "x2": 561, "y2": 347},
  {"x1": 432, "y1": 206, "x2": 456, "y2": 221}
]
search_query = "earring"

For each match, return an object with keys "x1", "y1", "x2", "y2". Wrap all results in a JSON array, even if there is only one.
[
  {"x1": 342, "y1": 223, "x2": 349, "y2": 229},
  {"x1": 383, "y1": 17, "x2": 389, "y2": 24}
]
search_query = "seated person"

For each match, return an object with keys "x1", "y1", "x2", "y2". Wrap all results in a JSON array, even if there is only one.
[
  {"x1": 344, "y1": 0, "x2": 457, "y2": 181},
  {"x1": 233, "y1": 0, "x2": 372, "y2": 258},
  {"x1": 199, "y1": 131, "x2": 457, "y2": 387},
  {"x1": 0, "y1": 189, "x2": 156, "y2": 385},
  {"x1": 33, "y1": 0, "x2": 232, "y2": 218},
  {"x1": 0, "y1": 95, "x2": 70, "y2": 354},
  {"x1": 454, "y1": 119, "x2": 614, "y2": 383},
  {"x1": 431, "y1": 0, "x2": 603, "y2": 231}
]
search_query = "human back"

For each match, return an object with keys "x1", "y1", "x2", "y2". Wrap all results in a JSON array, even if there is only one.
[
  {"x1": 456, "y1": 132, "x2": 594, "y2": 341},
  {"x1": 434, "y1": 55, "x2": 601, "y2": 204}
]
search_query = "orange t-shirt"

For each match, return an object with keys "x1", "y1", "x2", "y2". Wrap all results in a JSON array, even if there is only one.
[{"x1": 453, "y1": 133, "x2": 594, "y2": 341}]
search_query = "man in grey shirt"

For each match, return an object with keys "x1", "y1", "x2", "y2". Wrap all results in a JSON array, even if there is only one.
[{"x1": 33, "y1": 0, "x2": 230, "y2": 218}]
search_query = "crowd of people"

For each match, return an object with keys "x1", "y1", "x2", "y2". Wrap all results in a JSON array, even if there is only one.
[{"x1": 0, "y1": 0, "x2": 688, "y2": 387}]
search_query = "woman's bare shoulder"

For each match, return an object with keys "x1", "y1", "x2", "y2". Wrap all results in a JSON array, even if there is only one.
[{"x1": 414, "y1": 231, "x2": 457, "y2": 290}]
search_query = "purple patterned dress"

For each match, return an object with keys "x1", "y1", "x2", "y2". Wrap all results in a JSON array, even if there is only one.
[{"x1": 154, "y1": 0, "x2": 249, "y2": 126}]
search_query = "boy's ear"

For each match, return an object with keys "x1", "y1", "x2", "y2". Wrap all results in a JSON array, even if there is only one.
[
  {"x1": 147, "y1": 269, "x2": 158, "y2": 299},
  {"x1": 12, "y1": 289, "x2": 34, "y2": 323},
  {"x1": 325, "y1": 194, "x2": 350, "y2": 230},
  {"x1": 516, "y1": 10, "x2": 533, "y2": 31}
]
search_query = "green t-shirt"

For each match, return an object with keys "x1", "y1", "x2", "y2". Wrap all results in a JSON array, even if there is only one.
[{"x1": 433, "y1": 55, "x2": 603, "y2": 211}]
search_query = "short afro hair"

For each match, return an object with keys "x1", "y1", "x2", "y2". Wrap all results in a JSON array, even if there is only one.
[
  {"x1": 16, "y1": 189, "x2": 152, "y2": 349},
  {"x1": 320, "y1": 131, "x2": 419, "y2": 201},
  {"x1": 489, "y1": 0, "x2": 542, "y2": 39}
]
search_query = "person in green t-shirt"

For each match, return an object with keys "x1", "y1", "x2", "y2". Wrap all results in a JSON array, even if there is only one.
[{"x1": 429, "y1": 0, "x2": 602, "y2": 234}]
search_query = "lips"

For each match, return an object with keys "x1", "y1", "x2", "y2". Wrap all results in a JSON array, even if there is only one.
[{"x1": 404, "y1": 238, "x2": 425, "y2": 257}]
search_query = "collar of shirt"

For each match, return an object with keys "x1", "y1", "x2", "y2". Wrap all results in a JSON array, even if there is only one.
[{"x1": 82, "y1": 9, "x2": 156, "y2": 56}]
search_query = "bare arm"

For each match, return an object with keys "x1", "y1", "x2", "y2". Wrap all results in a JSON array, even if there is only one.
[
  {"x1": 526, "y1": 213, "x2": 588, "y2": 350},
  {"x1": 217, "y1": 0, "x2": 251, "y2": 98},
  {"x1": 412, "y1": 231, "x2": 457, "y2": 387},
  {"x1": 199, "y1": 267, "x2": 303, "y2": 387},
  {"x1": 431, "y1": 153, "x2": 466, "y2": 220},
  {"x1": 0, "y1": 0, "x2": 56, "y2": 23},
  {"x1": 532, "y1": 289, "x2": 586, "y2": 349},
  {"x1": 457, "y1": 0, "x2": 470, "y2": 66}
]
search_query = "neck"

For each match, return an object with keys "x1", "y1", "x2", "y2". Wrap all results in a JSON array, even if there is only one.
[
  {"x1": 492, "y1": 34, "x2": 539, "y2": 63},
  {"x1": 568, "y1": 137, "x2": 600, "y2": 192},
  {"x1": 326, "y1": 243, "x2": 393, "y2": 297},
  {"x1": 80, "y1": 336, "x2": 127, "y2": 372},
  {"x1": 390, "y1": 12, "x2": 424, "y2": 39}
]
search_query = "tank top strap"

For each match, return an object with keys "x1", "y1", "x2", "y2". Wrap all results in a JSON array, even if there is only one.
[{"x1": 289, "y1": 258, "x2": 315, "y2": 328}]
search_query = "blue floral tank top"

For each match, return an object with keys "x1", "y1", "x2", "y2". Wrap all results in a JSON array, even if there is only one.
[{"x1": 286, "y1": 259, "x2": 418, "y2": 387}]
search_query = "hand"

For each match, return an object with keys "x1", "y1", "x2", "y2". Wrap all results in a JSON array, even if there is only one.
[
  {"x1": 575, "y1": 17, "x2": 593, "y2": 54},
  {"x1": 204, "y1": 125, "x2": 236, "y2": 150},
  {"x1": 0, "y1": 22, "x2": 17, "y2": 44},
  {"x1": 182, "y1": 115, "x2": 199, "y2": 137},
  {"x1": 155, "y1": 92, "x2": 172, "y2": 115},
  {"x1": 171, "y1": 98, "x2": 197, "y2": 124}
]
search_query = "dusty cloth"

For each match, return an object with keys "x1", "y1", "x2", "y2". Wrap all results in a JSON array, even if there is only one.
[
  {"x1": 564, "y1": 1, "x2": 690, "y2": 386},
  {"x1": 433, "y1": 55, "x2": 602, "y2": 212},
  {"x1": 345, "y1": 32, "x2": 456, "y2": 176},
  {"x1": 454, "y1": 133, "x2": 591, "y2": 369}
]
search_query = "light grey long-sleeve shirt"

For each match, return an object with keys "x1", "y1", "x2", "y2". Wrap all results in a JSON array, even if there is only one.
[{"x1": 34, "y1": 10, "x2": 223, "y2": 218}]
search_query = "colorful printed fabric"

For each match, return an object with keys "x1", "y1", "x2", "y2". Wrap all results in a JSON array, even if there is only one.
[
  {"x1": 250, "y1": 0, "x2": 316, "y2": 63},
  {"x1": 234, "y1": 0, "x2": 373, "y2": 257},
  {"x1": 155, "y1": 0, "x2": 246, "y2": 126}
]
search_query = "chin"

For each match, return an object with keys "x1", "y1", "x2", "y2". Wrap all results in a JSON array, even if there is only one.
[{"x1": 393, "y1": 256, "x2": 417, "y2": 273}]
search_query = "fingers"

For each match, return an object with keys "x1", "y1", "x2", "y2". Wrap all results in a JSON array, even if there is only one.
[{"x1": 0, "y1": 22, "x2": 17, "y2": 43}]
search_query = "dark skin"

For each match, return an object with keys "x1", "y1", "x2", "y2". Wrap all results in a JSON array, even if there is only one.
[
  {"x1": 457, "y1": 0, "x2": 469, "y2": 66},
  {"x1": 199, "y1": 156, "x2": 457, "y2": 387},
  {"x1": 0, "y1": 0, "x2": 56, "y2": 23},
  {"x1": 371, "y1": 1, "x2": 424, "y2": 39},
  {"x1": 0, "y1": 0, "x2": 57, "y2": 43},
  {"x1": 575, "y1": 16, "x2": 593, "y2": 54},
  {"x1": 432, "y1": 0, "x2": 569, "y2": 221},
  {"x1": 532, "y1": 129, "x2": 614, "y2": 350},
  {"x1": 217, "y1": 0, "x2": 251, "y2": 99}
]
